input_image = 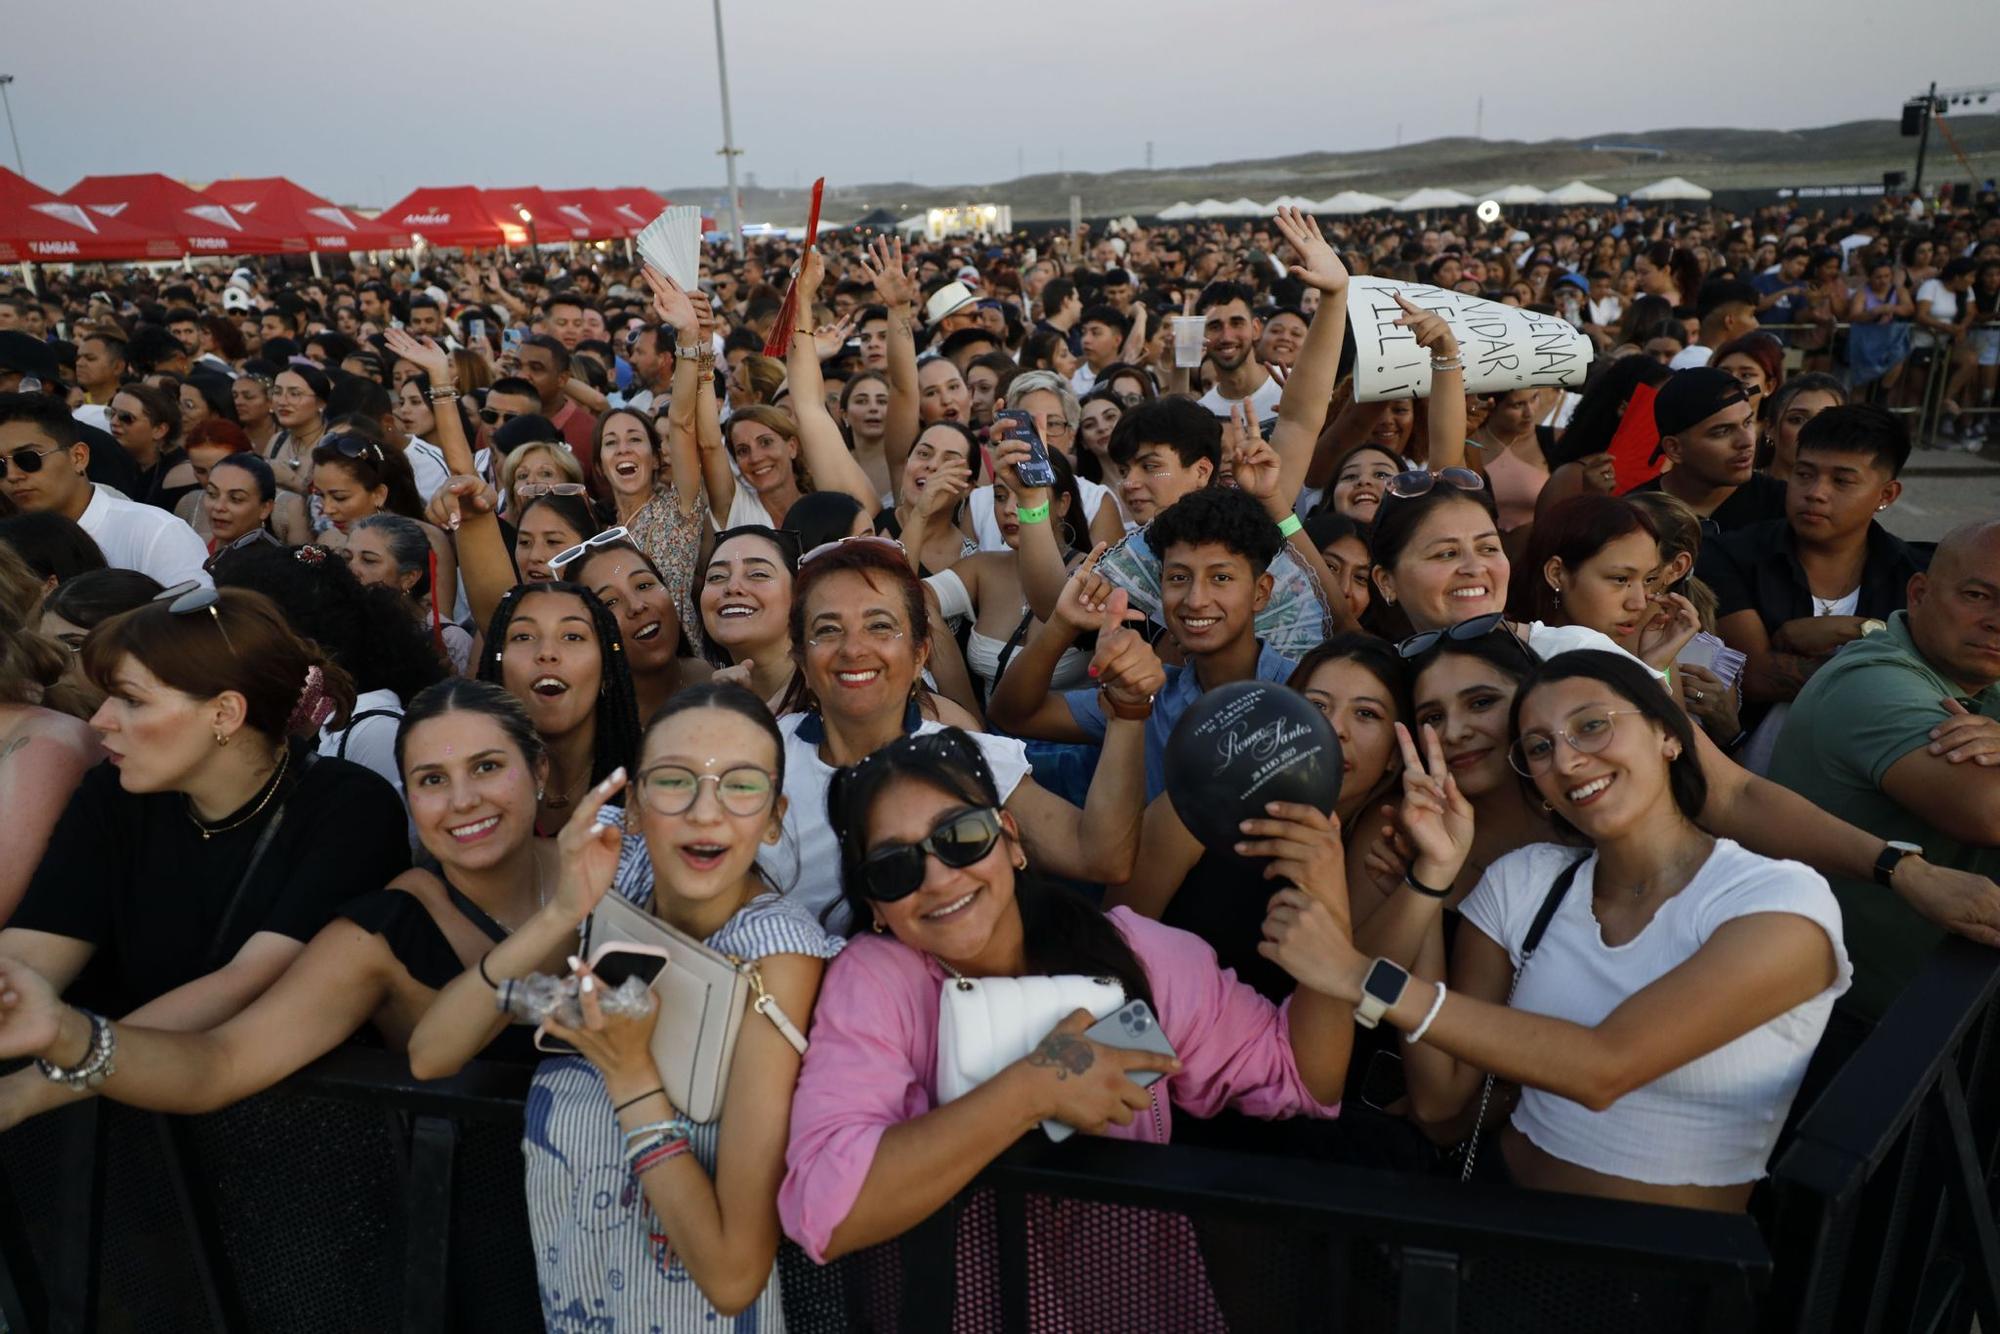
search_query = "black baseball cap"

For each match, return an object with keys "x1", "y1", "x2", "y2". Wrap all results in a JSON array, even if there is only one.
[
  {"x1": 0, "y1": 331, "x2": 57, "y2": 383},
  {"x1": 1653, "y1": 367, "x2": 1752, "y2": 438}
]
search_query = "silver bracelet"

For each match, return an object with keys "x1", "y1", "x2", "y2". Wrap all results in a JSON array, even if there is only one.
[
  {"x1": 1405, "y1": 983, "x2": 1447, "y2": 1045},
  {"x1": 37, "y1": 1009, "x2": 117, "y2": 1090},
  {"x1": 1429, "y1": 356, "x2": 1464, "y2": 373}
]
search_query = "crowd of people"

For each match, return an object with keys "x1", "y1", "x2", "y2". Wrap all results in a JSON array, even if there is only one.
[{"x1": 0, "y1": 183, "x2": 1996, "y2": 1329}]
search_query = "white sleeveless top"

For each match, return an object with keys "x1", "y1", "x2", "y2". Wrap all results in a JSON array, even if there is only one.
[{"x1": 1459, "y1": 839, "x2": 1849, "y2": 1186}]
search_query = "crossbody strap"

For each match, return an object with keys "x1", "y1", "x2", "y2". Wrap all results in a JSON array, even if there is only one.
[
  {"x1": 201, "y1": 752, "x2": 318, "y2": 972},
  {"x1": 738, "y1": 959, "x2": 809, "y2": 1055},
  {"x1": 1459, "y1": 852, "x2": 1589, "y2": 1183}
]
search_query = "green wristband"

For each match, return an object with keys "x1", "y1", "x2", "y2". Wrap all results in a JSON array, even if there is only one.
[
  {"x1": 1276, "y1": 513, "x2": 1303, "y2": 538},
  {"x1": 1016, "y1": 501, "x2": 1050, "y2": 525}
]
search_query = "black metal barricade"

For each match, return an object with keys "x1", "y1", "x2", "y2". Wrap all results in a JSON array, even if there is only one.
[{"x1": 0, "y1": 932, "x2": 1995, "y2": 1332}]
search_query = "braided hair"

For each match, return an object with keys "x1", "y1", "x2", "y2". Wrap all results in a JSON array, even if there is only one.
[{"x1": 477, "y1": 580, "x2": 643, "y2": 787}]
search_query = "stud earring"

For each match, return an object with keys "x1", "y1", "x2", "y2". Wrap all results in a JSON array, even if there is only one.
[
  {"x1": 536, "y1": 786, "x2": 545, "y2": 801},
  {"x1": 214, "y1": 730, "x2": 230, "y2": 747}
]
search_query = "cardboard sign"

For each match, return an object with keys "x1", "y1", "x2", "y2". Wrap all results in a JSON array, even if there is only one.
[{"x1": 1347, "y1": 277, "x2": 1593, "y2": 403}]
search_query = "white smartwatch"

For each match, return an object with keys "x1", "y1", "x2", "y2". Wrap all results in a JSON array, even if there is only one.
[{"x1": 1355, "y1": 958, "x2": 1412, "y2": 1030}]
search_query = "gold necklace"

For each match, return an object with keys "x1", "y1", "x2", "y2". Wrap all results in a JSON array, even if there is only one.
[{"x1": 187, "y1": 746, "x2": 290, "y2": 841}]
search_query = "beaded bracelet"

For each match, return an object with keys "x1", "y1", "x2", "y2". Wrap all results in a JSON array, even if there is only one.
[
  {"x1": 1430, "y1": 356, "x2": 1464, "y2": 373},
  {"x1": 631, "y1": 1139, "x2": 692, "y2": 1175},
  {"x1": 426, "y1": 386, "x2": 461, "y2": 402}
]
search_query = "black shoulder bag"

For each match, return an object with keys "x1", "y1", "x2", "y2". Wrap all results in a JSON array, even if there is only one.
[{"x1": 1459, "y1": 853, "x2": 1589, "y2": 1183}]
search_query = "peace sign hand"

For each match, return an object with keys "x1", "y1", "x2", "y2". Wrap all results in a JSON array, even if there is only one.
[
  {"x1": 811, "y1": 310, "x2": 859, "y2": 362},
  {"x1": 1392, "y1": 721, "x2": 1475, "y2": 891}
]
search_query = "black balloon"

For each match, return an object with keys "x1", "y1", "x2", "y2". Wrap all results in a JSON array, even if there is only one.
[{"x1": 1164, "y1": 681, "x2": 1343, "y2": 856}]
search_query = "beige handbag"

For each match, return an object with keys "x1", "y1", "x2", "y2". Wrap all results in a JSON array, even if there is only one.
[{"x1": 585, "y1": 892, "x2": 808, "y2": 1123}]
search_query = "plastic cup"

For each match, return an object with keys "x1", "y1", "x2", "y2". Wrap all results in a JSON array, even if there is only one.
[{"x1": 1172, "y1": 316, "x2": 1205, "y2": 368}]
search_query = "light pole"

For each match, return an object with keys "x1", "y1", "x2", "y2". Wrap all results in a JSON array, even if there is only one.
[
  {"x1": 710, "y1": 0, "x2": 746, "y2": 257},
  {"x1": 0, "y1": 76, "x2": 24, "y2": 177}
]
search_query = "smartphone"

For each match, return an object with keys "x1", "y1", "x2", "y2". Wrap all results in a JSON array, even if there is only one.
[
  {"x1": 1044, "y1": 1000, "x2": 1177, "y2": 1142},
  {"x1": 469, "y1": 317, "x2": 487, "y2": 345},
  {"x1": 993, "y1": 409, "x2": 1057, "y2": 488},
  {"x1": 501, "y1": 327, "x2": 524, "y2": 355},
  {"x1": 531, "y1": 944, "x2": 671, "y2": 1054}
]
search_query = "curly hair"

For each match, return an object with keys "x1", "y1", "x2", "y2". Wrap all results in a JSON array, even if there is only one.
[
  {"x1": 1147, "y1": 483, "x2": 1282, "y2": 573},
  {"x1": 211, "y1": 544, "x2": 448, "y2": 705},
  {"x1": 477, "y1": 580, "x2": 642, "y2": 787}
]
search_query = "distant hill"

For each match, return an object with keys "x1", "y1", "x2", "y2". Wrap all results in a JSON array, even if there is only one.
[{"x1": 668, "y1": 117, "x2": 2000, "y2": 224}]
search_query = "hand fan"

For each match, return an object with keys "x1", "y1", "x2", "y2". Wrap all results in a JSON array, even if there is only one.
[
  {"x1": 763, "y1": 177, "x2": 826, "y2": 358},
  {"x1": 636, "y1": 205, "x2": 703, "y2": 292}
]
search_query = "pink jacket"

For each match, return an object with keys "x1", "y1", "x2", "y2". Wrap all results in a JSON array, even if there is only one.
[{"x1": 780, "y1": 907, "x2": 1341, "y2": 1264}]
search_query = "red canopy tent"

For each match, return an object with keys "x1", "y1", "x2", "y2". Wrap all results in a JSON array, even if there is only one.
[
  {"x1": 0, "y1": 167, "x2": 177, "y2": 263},
  {"x1": 481, "y1": 188, "x2": 593, "y2": 243},
  {"x1": 376, "y1": 186, "x2": 515, "y2": 249},
  {"x1": 540, "y1": 189, "x2": 628, "y2": 240},
  {"x1": 597, "y1": 187, "x2": 672, "y2": 237},
  {"x1": 60, "y1": 173, "x2": 293, "y2": 255},
  {"x1": 202, "y1": 177, "x2": 411, "y2": 252}
]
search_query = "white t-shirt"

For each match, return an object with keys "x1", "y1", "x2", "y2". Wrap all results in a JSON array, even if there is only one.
[
  {"x1": 402, "y1": 438, "x2": 493, "y2": 504},
  {"x1": 74, "y1": 484, "x2": 211, "y2": 588},
  {"x1": 1668, "y1": 345, "x2": 1714, "y2": 371},
  {"x1": 318, "y1": 687, "x2": 404, "y2": 795},
  {"x1": 1197, "y1": 373, "x2": 1283, "y2": 423},
  {"x1": 966, "y1": 478, "x2": 1117, "y2": 553},
  {"x1": 1068, "y1": 364, "x2": 1101, "y2": 398},
  {"x1": 761, "y1": 714, "x2": 1031, "y2": 932},
  {"x1": 1914, "y1": 279, "x2": 1958, "y2": 348},
  {"x1": 1460, "y1": 840, "x2": 1848, "y2": 1186}
]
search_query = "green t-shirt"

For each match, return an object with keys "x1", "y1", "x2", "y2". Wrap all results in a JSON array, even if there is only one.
[{"x1": 1767, "y1": 612, "x2": 2000, "y2": 1021}]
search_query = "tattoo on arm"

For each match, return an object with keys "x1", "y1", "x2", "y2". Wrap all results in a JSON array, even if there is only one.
[{"x1": 1026, "y1": 1033, "x2": 1094, "y2": 1079}]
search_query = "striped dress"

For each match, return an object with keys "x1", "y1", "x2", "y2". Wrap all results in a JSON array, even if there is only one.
[{"x1": 528, "y1": 836, "x2": 843, "y2": 1333}]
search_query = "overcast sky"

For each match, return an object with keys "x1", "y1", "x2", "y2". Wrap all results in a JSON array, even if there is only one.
[{"x1": 6, "y1": 0, "x2": 1994, "y2": 210}]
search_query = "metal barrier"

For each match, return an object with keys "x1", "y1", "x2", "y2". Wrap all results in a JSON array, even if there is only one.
[{"x1": 0, "y1": 935, "x2": 1994, "y2": 1332}]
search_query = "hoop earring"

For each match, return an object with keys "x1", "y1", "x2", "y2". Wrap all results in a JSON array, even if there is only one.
[
  {"x1": 870, "y1": 918, "x2": 887, "y2": 935},
  {"x1": 1060, "y1": 520, "x2": 1078, "y2": 552}
]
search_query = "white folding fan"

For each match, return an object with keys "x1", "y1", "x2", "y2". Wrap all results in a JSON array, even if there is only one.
[{"x1": 636, "y1": 205, "x2": 703, "y2": 291}]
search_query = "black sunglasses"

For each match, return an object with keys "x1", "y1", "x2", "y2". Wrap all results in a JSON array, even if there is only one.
[
  {"x1": 857, "y1": 806, "x2": 1005, "y2": 902},
  {"x1": 0, "y1": 444, "x2": 63, "y2": 476},
  {"x1": 480, "y1": 407, "x2": 522, "y2": 426},
  {"x1": 322, "y1": 433, "x2": 384, "y2": 463},
  {"x1": 1396, "y1": 612, "x2": 1538, "y2": 672}
]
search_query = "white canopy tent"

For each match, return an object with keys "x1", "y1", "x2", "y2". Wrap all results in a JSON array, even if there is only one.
[
  {"x1": 1490, "y1": 183, "x2": 1550, "y2": 205},
  {"x1": 1189, "y1": 198, "x2": 1232, "y2": 218},
  {"x1": 1630, "y1": 176, "x2": 1713, "y2": 202},
  {"x1": 1265, "y1": 194, "x2": 1316, "y2": 212},
  {"x1": 1315, "y1": 190, "x2": 1396, "y2": 214},
  {"x1": 1544, "y1": 179, "x2": 1619, "y2": 205},
  {"x1": 1221, "y1": 197, "x2": 1268, "y2": 217},
  {"x1": 1394, "y1": 187, "x2": 1476, "y2": 213},
  {"x1": 1157, "y1": 201, "x2": 1197, "y2": 220}
]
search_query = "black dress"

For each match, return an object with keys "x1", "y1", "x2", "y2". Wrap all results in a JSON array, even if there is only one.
[
  {"x1": 13, "y1": 744, "x2": 409, "y2": 1011},
  {"x1": 337, "y1": 882, "x2": 540, "y2": 1064}
]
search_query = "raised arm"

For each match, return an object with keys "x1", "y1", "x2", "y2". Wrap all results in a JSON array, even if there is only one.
[
  {"x1": 426, "y1": 476, "x2": 514, "y2": 631},
  {"x1": 384, "y1": 329, "x2": 480, "y2": 478},
  {"x1": 1395, "y1": 295, "x2": 1467, "y2": 472},
  {"x1": 985, "y1": 546, "x2": 1107, "y2": 744},
  {"x1": 785, "y1": 249, "x2": 884, "y2": 509},
  {"x1": 643, "y1": 264, "x2": 715, "y2": 518},
  {"x1": 1268, "y1": 207, "x2": 1351, "y2": 502},
  {"x1": 858, "y1": 237, "x2": 922, "y2": 495}
]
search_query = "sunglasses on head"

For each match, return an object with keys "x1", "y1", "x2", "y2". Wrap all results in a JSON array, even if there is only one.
[
  {"x1": 202, "y1": 526, "x2": 283, "y2": 573},
  {"x1": 153, "y1": 580, "x2": 236, "y2": 655},
  {"x1": 549, "y1": 525, "x2": 631, "y2": 574},
  {"x1": 1395, "y1": 613, "x2": 1537, "y2": 673},
  {"x1": 323, "y1": 433, "x2": 384, "y2": 463},
  {"x1": 713, "y1": 523, "x2": 804, "y2": 572},
  {"x1": 857, "y1": 806, "x2": 1005, "y2": 902},
  {"x1": 1385, "y1": 466, "x2": 1485, "y2": 501},
  {"x1": 799, "y1": 533, "x2": 905, "y2": 567},
  {"x1": 519, "y1": 482, "x2": 588, "y2": 500},
  {"x1": 0, "y1": 443, "x2": 64, "y2": 477}
]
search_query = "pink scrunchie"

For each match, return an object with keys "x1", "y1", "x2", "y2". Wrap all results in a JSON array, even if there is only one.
[{"x1": 287, "y1": 664, "x2": 337, "y2": 736}]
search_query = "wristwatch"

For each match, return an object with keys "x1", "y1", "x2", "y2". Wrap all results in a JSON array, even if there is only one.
[
  {"x1": 1354, "y1": 958, "x2": 1411, "y2": 1030},
  {"x1": 1874, "y1": 840, "x2": 1923, "y2": 889}
]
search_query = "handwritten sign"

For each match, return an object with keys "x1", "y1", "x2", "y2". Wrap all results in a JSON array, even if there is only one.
[{"x1": 1347, "y1": 276, "x2": 1593, "y2": 403}]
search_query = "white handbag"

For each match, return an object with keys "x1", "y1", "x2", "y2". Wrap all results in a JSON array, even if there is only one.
[{"x1": 933, "y1": 965, "x2": 1125, "y2": 1109}]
